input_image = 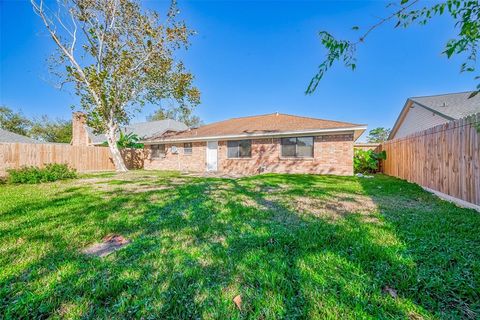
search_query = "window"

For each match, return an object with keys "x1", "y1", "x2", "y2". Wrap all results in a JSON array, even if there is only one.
[
  {"x1": 227, "y1": 140, "x2": 251, "y2": 158},
  {"x1": 151, "y1": 144, "x2": 165, "y2": 158},
  {"x1": 184, "y1": 143, "x2": 192, "y2": 155},
  {"x1": 281, "y1": 136, "x2": 313, "y2": 158}
]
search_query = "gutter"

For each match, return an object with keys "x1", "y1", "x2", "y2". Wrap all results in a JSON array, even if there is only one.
[{"x1": 142, "y1": 126, "x2": 367, "y2": 144}]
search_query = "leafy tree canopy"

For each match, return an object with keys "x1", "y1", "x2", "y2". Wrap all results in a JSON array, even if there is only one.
[
  {"x1": 148, "y1": 106, "x2": 203, "y2": 127},
  {"x1": 30, "y1": 116, "x2": 72, "y2": 143},
  {"x1": 32, "y1": 0, "x2": 200, "y2": 171},
  {"x1": 0, "y1": 106, "x2": 72, "y2": 143},
  {"x1": 306, "y1": 0, "x2": 480, "y2": 97},
  {"x1": 366, "y1": 127, "x2": 391, "y2": 143},
  {"x1": 0, "y1": 106, "x2": 32, "y2": 136}
]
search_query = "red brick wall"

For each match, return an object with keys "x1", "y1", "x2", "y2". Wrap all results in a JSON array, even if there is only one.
[
  {"x1": 144, "y1": 141, "x2": 206, "y2": 172},
  {"x1": 71, "y1": 112, "x2": 90, "y2": 146},
  {"x1": 144, "y1": 134, "x2": 354, "y2": 175}
]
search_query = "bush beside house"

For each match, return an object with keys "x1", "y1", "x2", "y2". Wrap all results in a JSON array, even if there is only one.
[{"x1": 354, "y1": 149, "x2": 386, "y2": 174}]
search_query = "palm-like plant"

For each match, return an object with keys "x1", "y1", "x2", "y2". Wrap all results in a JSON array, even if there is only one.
[
  {"x1": 102, "y1": 130, "x2": 144, "y2": 149},
  {"x1": 117, "y1": 131, "x2": 144, "y2": 149}
]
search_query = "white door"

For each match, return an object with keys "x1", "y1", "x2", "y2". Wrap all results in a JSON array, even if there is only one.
[{"x1": 206, "y1": 141, "x2": 218, "y2": 172}]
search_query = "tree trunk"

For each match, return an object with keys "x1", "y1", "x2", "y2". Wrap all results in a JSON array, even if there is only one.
[{"x1": 106, "y1": 127, "x2": 128, "y2": 172}]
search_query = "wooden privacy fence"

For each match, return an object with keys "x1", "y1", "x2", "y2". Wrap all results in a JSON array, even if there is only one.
[
  {"x1": 0, "y1": 143, "x2": 144, "y2": 176},
  {"x1": 380, "y1": 113, "x2": 480, "y2": 206}
]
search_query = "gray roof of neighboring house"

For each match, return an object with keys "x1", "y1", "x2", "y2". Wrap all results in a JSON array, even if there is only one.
[
  {"x1": 389, "y1": 91, "x2": 480, "y2": 140},
  {"x1": 0, "y1": 128, "x2": 42, "y2": 144},
  {"x1": 86, "y1": 119, "x2": 188, "y2": 145},
  {"x1": 410, "y1": 91, "x2": 480, "y2": 120}
]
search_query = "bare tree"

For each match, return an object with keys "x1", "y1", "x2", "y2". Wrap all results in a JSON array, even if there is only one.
[{"x1": 31, "y1": 0, "x2": 200, "y2": 171}]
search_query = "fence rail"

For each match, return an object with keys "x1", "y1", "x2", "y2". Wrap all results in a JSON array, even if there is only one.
[
  {"x1": 0, "y1": 143, "x2": 144, "y2": 175},
  {"x1": 380, "y1": 113, "x2": 480, "y2": 206}
]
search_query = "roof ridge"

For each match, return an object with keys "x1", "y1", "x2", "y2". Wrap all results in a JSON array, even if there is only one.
[
  {"x1": 197, "y1": 113, "x2": 363, "y2": 127},
  {"x1": 275, "y1": 113, "x2": 363, "y2": 125},
  {"x1": 224, "y1": 112, "x2": 279, "y2": 120},
  {"x1": 130, "y1": 119, "x2": 171, "y2": 125},
  {"x1": 409, "y1": 91, "x2": 475, "y2": 100}
]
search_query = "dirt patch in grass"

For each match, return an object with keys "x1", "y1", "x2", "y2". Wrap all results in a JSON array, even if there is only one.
[
  {"x1": 372, "y1": 195, "x2": 436, "y2": 212},
  {"x1": 254, "y1": 192, "x2": 380, "y2": 223},
  {"x1": 184, "y1": 172, "x2": 245, "y2": 179},
  {"x1": 74, "y1": 172, "x2": 184, "y2": 194},
  {"x1": 82, "y1": 234, "x2": 130, "y2": 257},
  {"x1": 104, "y1": 183, "x2": 173, "y2": 193},
  {"x1": 203, "y1": 183, "x2": 239, "y2": 205},
  {"x1": 292, "y1": 193, "x2": 379, "y2": 221},
  {"x1": 251, "y1": 183, "x2": 290, "y2": 194}
]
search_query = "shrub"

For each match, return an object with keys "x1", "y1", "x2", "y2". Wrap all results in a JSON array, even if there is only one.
[
  {"x1": 354, "y1": 149, "x2": 386, "y2": 174},
  {"x1": 7, "y1": 163, "x2": 77, "y2": 184},
  {"x1": 101, "y1": 131, "x2": 144, "y2": 149}
]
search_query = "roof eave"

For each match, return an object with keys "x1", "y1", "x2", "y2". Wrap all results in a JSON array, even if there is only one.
[
  {"x1": 388, "y1": 99, "x2": 413, "y2": 140},
  {"x1": 389, "y1": 98, "x2": 457, "y2": 140},
  {"x1": 142, "y1": 126, "x2": 367, "y2": 144}
]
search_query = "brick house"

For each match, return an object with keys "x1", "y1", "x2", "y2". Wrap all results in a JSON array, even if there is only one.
[{"x1": 143, "y1": 113, "x2": 366, "y2": 176}]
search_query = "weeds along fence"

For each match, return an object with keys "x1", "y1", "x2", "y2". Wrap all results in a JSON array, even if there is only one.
[
  {"x1": 0, "y1": 143, "x2": 144, "y2": 176},
  {"x1": 379, "y1": 113, "x2": 480, "y2": 206}
]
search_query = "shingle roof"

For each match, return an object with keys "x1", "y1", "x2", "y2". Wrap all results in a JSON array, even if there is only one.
[
  {"x1": 147, "y1": 113, "x2": 365, "y2": 142},
  {"x1": 410, "y1": 91, "x2": 480, "y2": 119},
  {"x1": 86, "y1": 119, "x2": 188, "y2": 145},
  {"x1": 0, "y1": 128, "x2": 42, "y2": 144}
]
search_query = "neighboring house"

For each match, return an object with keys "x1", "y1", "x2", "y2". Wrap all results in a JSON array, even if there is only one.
[
  {"x1": 389, "y1": 91, "x2": 480, "y2": 140},
  {"x1": 71, "y1": 112, "x2": 188, "y2": 146},
  {"x1": 143, "y1": 113, "x2": 366, "y2": 175},
  {"x1": 0, "y1": 128, "x2": 42, "y2": 144}
]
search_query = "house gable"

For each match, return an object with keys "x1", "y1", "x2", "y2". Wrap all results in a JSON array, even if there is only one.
[
  {"x1": 389, "y1": 100, "x2": 452, "y2": 140},
  {"x1": 389, "y1": 92, "x2": 480, "y2": 140}
]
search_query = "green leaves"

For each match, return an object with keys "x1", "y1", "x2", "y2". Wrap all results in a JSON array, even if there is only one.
[
  {"x1": 29, "y1": 116, "x2": 72, "y2": 143},
  {"x1": 306, "y1": 32, "x2": 357, "y2": 94},
  {"x1": 0, "y1": 106, "x2": 32, "y2": 136},
  {"x1": 354, "y1": 149, "x2": 386, "y2": 174},
  {"x1": 367, "y1": 127, "x2": 391, "y2": 143},
  {"x1": 34, "y1": 0, "x2": 200, "y2": 150},
  {"x1": 308, "y1": 0, "x2": 480, "y2": 96},
  {"x1": 148, "y1": 106, "x2": 203, "y2": 127}
]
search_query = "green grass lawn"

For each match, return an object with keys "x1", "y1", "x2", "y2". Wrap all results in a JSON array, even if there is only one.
[{"x1": 1, "y1": 171, "x2": 479, "y2": 319}]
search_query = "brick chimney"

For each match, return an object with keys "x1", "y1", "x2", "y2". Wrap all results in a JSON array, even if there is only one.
[{"x1": 71, "y1": 112, "x2": 90, "y2": 146}]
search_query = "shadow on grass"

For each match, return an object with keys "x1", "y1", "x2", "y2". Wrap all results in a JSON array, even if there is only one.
[{"x1": 0, "y1": 173, "x2": 479, "y2": 319}]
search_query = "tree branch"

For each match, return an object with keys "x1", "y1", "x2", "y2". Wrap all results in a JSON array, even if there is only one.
[
  {"x1": 32, "y1": 0, "x2": 103, "y2": 108},
  {"x1": 355, "y1": 0, "x2": 420, "y2": 44}
]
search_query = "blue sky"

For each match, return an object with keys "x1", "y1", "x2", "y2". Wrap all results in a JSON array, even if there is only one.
[{"x1": 0, "y1": 0, "x2": 476, "y2": 141}]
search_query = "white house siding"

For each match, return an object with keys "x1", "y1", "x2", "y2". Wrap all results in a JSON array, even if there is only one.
[{"x1": 392, "y1": 103, "x2": 450, "y2": 139}]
